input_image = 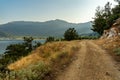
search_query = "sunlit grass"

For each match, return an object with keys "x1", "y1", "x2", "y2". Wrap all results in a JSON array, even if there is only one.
[{"x1": 5, "y1": 41, "x2": 80, "y2": 80}]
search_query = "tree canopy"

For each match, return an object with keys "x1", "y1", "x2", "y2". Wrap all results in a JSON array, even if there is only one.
[
  {"x1": 64, "y1": 28, "x2": 79, "y2": 41},
  {"x1": 92, "y1": 1, "x2": 120, "y2": 35},
  {"x1": 0, "y1": 37, "x2": 41, "y2": 66}
]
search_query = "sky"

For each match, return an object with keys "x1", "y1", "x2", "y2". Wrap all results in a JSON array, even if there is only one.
[{"x1": 0, "y1": 0, "x2": 117, "y2": 24}]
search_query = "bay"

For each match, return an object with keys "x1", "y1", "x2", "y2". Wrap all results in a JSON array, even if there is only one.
[{"x1": 0, "y1": 39, "x2": 45, "y2": 54}]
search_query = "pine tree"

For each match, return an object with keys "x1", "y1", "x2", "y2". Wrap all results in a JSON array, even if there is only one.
[{"x1": 64, "y1": 28, "x2": 78, "y2": 41}]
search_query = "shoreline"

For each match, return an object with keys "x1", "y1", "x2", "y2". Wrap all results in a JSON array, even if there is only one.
[{"x1": 0, "y1": 37, "x2": 46, "y2": 41}]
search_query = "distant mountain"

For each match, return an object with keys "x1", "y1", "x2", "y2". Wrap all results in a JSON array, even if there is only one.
[
  {"x1": 80, "y1": 32, "x2": 100, "y2": 37},
  {"x1": 0, "y1": 19, "x2": 93, "y2": 37},
  {"x1": 0, "y1": 30, "x2": 9, "y2": 37}
]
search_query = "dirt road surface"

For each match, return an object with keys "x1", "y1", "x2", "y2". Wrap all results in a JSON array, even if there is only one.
[{"x1": 56, "y1": 40, "x2": 120, "y2": 80}]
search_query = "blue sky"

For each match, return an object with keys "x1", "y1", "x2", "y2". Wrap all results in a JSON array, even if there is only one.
[{"x1": 0, "y1": 0, "x2": 116, "y2": 24}]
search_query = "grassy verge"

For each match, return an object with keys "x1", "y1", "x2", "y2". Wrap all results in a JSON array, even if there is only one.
[
  {"x1": 113, "y1": 47, "x2": 120, "y2": 62},
  {"x1": 1, "y1": 41, "x2": 79, "y2": 80},
  {"x1": 1, "y1": 61, "x2": 50, "y2": 80}
]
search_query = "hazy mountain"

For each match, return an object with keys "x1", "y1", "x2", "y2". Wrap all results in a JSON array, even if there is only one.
[
  {"x1": 0, "y1": 19, "x2": 93, "y2": 37},
  {"x1": 0, "y1": 30, "x2": 9, "y2": 37}
]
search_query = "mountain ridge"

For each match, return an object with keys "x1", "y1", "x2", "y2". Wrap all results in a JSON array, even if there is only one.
[{"x1": 0, "y1": 19, "x2": 93, "y2": 37}]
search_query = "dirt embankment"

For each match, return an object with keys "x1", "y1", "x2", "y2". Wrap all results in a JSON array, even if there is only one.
[{"x1": 56, "y1": 40, "x2": 120, "y2": 80}]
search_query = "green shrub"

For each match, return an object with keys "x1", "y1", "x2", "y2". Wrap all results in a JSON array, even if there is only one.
[
  {"x1": 64, "y1": 28, "x2": 79, "y2": 41},
  {"x1": 5, "y1": 61, "x2": 51, "y2": 80},
  {"x1": 114, "y1": 47, "x2": 120, "y2": 56},
  {"x1": 46, "y1": 36, "x2": 55, "y2": 43},
  {"x1": 0, "y1": 37, "x2": 42, "y2": 75}
]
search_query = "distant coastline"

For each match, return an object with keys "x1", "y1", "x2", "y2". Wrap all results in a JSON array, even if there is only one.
[
  {"x1": 0, "y1": 37, "x2": 46, "y2": 41},
  {"x1": 0, "y1": 39, "x2": 46, "y2": 54}
]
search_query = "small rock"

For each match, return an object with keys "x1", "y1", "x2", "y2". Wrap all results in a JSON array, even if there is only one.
[
  {"x1": 63, "y1": 65, "x2": 66, "y2": 68},
  {"x1": 106, "y1": 72, "x2": 110, "y2": 76},
  {"x1": 118, "y1": 69, "x2": 120, "y2": 71}
]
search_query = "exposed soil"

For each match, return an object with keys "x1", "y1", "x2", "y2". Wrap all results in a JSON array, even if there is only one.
[{"x1": 55, "y1": 40, "x2": 120, "y2": 80}]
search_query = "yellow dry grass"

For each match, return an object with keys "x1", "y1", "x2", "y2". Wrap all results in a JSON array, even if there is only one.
[
  {"x1": 7, "y1": 53, "x2": 44, "y2": 70},
  {"x1": 8, "y1": 41, "x2": 78, "y2": 70},
  {"x1": 95, "y1": 37, "x2": 120, "y2": 49}
]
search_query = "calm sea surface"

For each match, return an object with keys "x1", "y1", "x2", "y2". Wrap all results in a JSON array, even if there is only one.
[{"x1": 0, "y1": 39, "x2": 45, "y2": 54}]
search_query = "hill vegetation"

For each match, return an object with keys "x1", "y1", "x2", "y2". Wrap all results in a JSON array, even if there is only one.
[
  {"x1": 0, "y1": 37, "x2": 42, "y2": 75},
  {"x1": 1, "y1": 41, "x2": 79, "y2": 80},
  {"x1": 92, "y1": 0, "x2": 120, "y2": 35}
]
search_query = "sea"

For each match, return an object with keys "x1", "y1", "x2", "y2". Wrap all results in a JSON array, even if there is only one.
[{"x1": 0, "y1": 39, "x2": 45, "y2": 54}]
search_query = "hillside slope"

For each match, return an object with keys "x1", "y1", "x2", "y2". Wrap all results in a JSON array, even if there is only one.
[
  {"x1": 8, "y1": 41, "x2": 78, "y2": 70},
  {"x1": 7, "y1": 40, "x2": 120, "y2": 80}
]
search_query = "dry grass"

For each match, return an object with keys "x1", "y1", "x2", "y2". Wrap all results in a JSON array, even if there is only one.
[
  {"x1": 95, "y1": 37, "x2": 120, "y2": 49},
  {"x1": 8, "y1": 41, "x2": 79, "y2": 71},
  {"x1": 95, "y1": 37, "x2": 120, "y2": 62},
  {"x1": 5, "y1": 41, "x2": 80, "y2": 80},
  {"x1": 8, "y1": 53, "x2": 44, "y2": 70}
]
